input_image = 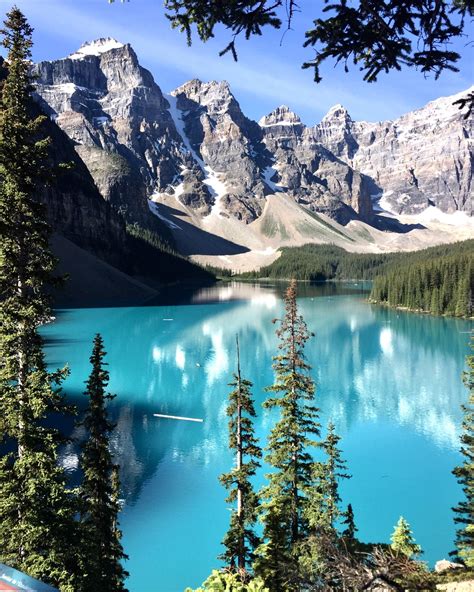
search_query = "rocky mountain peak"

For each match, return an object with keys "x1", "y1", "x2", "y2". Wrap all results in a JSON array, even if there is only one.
[
  {"x1": 310, "y1": 103, "x2": 358, "y2": 161},
  {"x1": 259, "y1": 105, "x2": 303, "y2": 128},
  {"x1": 32, "y1": 38, "x2": 472, "y2": 236},
  {"x1": 172, "y1": 78, "x2": 234, "y2": 113},
  {"x1": 321, "y1": 103, "x2": 352, "y2": 123},
  {"x1": 67, "y1": 38, "x2": 125, "y2": 60}
]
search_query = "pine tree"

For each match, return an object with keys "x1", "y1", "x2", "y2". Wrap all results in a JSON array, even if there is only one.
[
  {"x1": 390, "y1": 516, "x2": 422, "y2": 558},
  {"x1": 341, "y1": 503, "x2": 357, "y2": 541},
  {"x1": 255, "y1": 280, "x2": 320, "y2": 592},
  {"x1": 300, "y1": 423, "x2": 351, "y2": 585},
  {"x1": 79, "y1": 334, "x2": 128, "y2": 592},
  {"x1": 0, "y1": 8, "x2": 76, "y2": 589},
  {"x1": 309, "y1": 422, "x2": 350, "y2": 532},
  {"x1": 185, "y1": 569, "x2": 269, "y2": 592},
  {"x1": 452, "y1": 335, "x2": 474, "y2": 567},
  {"x1": 220, "y1": 336, "x2": 262, "y2": 572}
]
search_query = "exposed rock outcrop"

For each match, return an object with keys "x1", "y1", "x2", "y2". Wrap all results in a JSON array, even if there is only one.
[
  {"x1": 435, "y1": 560, "x2": 466, "y2": 573},
  {"x1": 314, "y1": 90, "x2": 474, "y2": 215},
  {"x1": 33, "y1": 39, "x2": 472, "y2": 234},
  {"x1": 34, "y1": 40, "x2": 187, "y2": 229}
]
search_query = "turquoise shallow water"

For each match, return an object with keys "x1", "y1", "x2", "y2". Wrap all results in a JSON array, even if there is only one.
[{"x1": 42, "y1": 281, "x2": 472, "y2": 592}]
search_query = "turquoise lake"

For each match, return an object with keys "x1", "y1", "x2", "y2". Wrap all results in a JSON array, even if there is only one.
[{"x1": 42, "y1": 281, "x2": 472, "y2": 592}]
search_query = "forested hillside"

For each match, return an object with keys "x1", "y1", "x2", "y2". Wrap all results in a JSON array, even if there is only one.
[
  {"x1": 242, "y1": 241, "x2": 473, "y2": 281},
  {"x1": 370, "y1": 249, "x2": 473, "y2": 317},
  {"x1": 240, "y1": 241, "x2": 474, "y2": 318}
]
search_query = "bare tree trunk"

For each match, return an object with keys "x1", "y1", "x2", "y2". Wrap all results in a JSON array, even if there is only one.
[
  {"x1": 235, "y1": 335, "x2": 244, "y2": 570},
  {"x1": 17, "y1": 272, "x2": 27, "y2": 460}
]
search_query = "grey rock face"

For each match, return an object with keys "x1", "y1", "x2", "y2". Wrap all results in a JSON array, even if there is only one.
[
  {"x1": 259, "y1": 105, "x2": 374, "y2": 222},
  {"x1": 314, "y1": 91, "x2": 473, "y2": 215},
  {"x1": 40, "y1": 102, "x2": 131, "y2": 272},
  {"x1": 170, "y1": 79, "x2": 271, "y2": 222},
  {"x1": 34, "y1": 39, "x2": 472, "y2": 233},
  {"x1": 34, "y1": 40, "x2": 188, "y2": 228}
]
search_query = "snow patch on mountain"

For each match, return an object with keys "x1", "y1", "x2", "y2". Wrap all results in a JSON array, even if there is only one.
[
  {"x1": 68, "y1": 38, "x2": 124, "y2": 60},
  {"x1": 148, "y1": 199, "x2": 182, "y2": 230},
  {"x1": 416, "y1": 206, "x2": 474, "y2": 227},
  {"x1": 262, "y1": 165, "x2": 283, "y2": 193},
  {"x1": 166, "y1": 92, "x2": 228, "y2": 218}
]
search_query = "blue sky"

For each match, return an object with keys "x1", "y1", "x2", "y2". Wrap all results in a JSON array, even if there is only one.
[{"x1": 1, "y1": 0, "x2": 472, "y2": 124}]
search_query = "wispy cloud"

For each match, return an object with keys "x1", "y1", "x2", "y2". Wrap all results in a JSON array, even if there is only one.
[
  {"x1": 9, "y1": 0, "x2": 365, "y2": 115},
  {"x1": 4, "y1": 0, "x2": 471, "y2": 124}
]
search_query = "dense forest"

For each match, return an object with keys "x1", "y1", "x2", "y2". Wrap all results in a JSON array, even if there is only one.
[
  {"x1": 126, "y1": 223, "x2": 214, "y2": 284},
  {"x1": 240, "y1": 241, "x2": 474, "y2": 318},
  {"x1": 241, "y1": 241, "x2": 474, "y2": 282},
  {"x1": 370, "y1": 249, "x2": 473, "y2": 317}
]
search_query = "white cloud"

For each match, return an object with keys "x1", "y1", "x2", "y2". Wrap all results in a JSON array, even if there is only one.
[{"x1": 9, "y1": 0, "x2": 471, "y2": 124}]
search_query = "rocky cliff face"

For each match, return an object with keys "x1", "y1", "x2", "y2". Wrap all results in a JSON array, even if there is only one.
[
  {"x1": 34, "y1": 39, "x2": 186, "y2": 229},
  {"x1": 312, "y1": 91, "x2": 473, "y2": 215},
  {"x1": 42, "y1": 111, "x2": 129, "y2": 270},
  {"x1": 33, "y1": 39, "x2": 472, "y2": 233},
  {"x1": 171, "y1": 79, "x2": 270, "y2": 222},
  {"x1": 259, "y1": 105, "x2": 374, "y2": 223}
]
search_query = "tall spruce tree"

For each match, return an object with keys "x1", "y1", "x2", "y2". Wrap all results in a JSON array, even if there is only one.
[
  {"x1": 220, "y1": 336, "x2": 262, "y2": 572},
  {"x1": 79, "y1": 334, "x2": 128, "y2": 592},
  {"x1": 0, "y1": 7, "x2": 76, "y2": 589},
  {"x1": 255, "y1": 280, "x2": 320, "y2": 592},
  {"x1": 341, "y1": 503, "x2": 358, "y2": 542},
  {"x1": 452, "y1": 335, "x2": 474, "y2": 567},
  {"x1": 308, "y1": 422, "x2": 351, "y2": 533}
]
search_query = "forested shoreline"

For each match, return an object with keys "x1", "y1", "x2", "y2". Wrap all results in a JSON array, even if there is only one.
[
  {"x1": 239, "y1": 241, "x2": 474, "y2": 318},
  {"x1": 370, "y1": 250, "x2": 472, "y2": 318}
]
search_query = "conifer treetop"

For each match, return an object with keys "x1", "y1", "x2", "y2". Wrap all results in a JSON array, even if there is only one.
[{"x1": 390, "y1": 516, "x2": 422, "y2": 558}]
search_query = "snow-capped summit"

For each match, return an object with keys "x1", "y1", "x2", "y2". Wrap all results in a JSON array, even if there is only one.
[
  {"x1": 67, "y1": 38, "x2": 124, "y2": 60},
  {"x1": 321, "y1": 103, "x2": 351, "y2": 122},
  {"x1": 33, "y1": 37, "x2": 473, "y2": 229},
  {"x1": 259, "y1": 105, "x2": 302, "y2": 127}
]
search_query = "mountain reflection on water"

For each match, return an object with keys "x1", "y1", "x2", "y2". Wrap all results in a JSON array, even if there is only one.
[{"x1": 43, "y1": 281, "x2": 472, "y2": 591}]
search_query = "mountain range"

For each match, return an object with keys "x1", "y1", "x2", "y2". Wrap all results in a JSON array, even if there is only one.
[{"x1": 30, "y1": 38, "x2": 474, "y2": 278}]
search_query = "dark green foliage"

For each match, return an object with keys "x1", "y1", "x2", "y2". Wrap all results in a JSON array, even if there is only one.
[
  {"x1": 241, "y1": 243, "x2": 390, "y2": 281},
  {"x1": 241, "y1": 240, "x2": 474, "y2": 284},
  {"x1": 159, "y1": 0, "x2": 471, "y2": 95},
  {"x1": 302, "y1": 0, "x2": 471, "y2": 83},
  {"x1": 255, "y1": 280, "x2": 321, "y2": 591},
  {"x1": 341, "y1": 503, "x2": 357, "y2": 542},
  {"x1": 126, "y1": 223, "x2": 215, "y2": 283},
  {"x1": 204, "y1": 264, "x2": 233, "y2": 278},
  {"x1": 0, "y1": 8, "x2": 76, "y2": 589},
  {"x1": 163, "y1": 0, "x2": 281, "y2": 61},
  {"x1": 79, "y1": 334, "x2": 128, "y2": 592},
  {"x1": 452, "y1": 335, "x2": 474, "y2": 567},
  {"x1": 308, "y1": 422, "x2": 351, "y2": 533},
  {"x1": 298, "y1": 423, "x2": 351, "y2": 587},
  {"x1": 220, "y1": 336, "x2": 262, "y2": 571},
  {"x1": 126, "y1": 222, "x2": 174, "y2": 253},
  {"x1": 370, "y1": 245, "x2": 473, "y2": 317}
]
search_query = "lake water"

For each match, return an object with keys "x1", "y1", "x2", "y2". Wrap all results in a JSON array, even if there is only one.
[{"x1": 42, "y1": 281, "x2": 472, "y2": 592}]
